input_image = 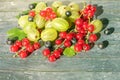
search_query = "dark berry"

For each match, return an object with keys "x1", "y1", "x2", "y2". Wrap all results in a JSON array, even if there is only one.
[
  {"x1": 28, "y1": 16, "x2": 34, "y2": 22},
  {"x1": 65, "y1": 11, "x2": 72, "y2": 17},
  {"x1": 29, "y1": 3, "x2": 36, "y2": 10},
  {"x1": 97, "y1": 43, "x2": 104, "y2": 49},
  {"x1": 6, "y1": 38, "x2": 14, "y2": 45},
  {"x1": 44, "y1": 41, "x2": 52, "y2": 48},
  {"x1": 104, "y1": 29, "x2": 110, "y2": 35}
]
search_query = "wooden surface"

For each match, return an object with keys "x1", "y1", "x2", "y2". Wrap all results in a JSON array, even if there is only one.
[{"x1": 0, "y1": 0, "x2": 120, "y2": 80}]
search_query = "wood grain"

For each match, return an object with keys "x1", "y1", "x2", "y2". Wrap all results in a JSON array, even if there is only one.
[{"x1": 0, "y1": 0, "x2": 120, "y2": 80}]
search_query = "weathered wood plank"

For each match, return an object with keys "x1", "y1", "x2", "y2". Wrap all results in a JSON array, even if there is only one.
[
  {"x1": 0, "y1": 58, "x2": 120, "y2": 72},
  {"x1": 0, "y1": 71, "x2": 120, "y2": 80}
]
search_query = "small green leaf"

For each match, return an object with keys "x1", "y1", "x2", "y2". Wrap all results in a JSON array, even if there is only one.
[
  {"x1": 16, "y1": 10, "x2": 30, "y2": 19},
  {"x1": 63, "y1": 47, "x2": 76, "y2": 57},
  {"x1": 7, "y1": 27, "x2": 27, "y2": 40}
]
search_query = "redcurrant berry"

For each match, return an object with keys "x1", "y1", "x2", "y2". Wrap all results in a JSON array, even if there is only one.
[
  {"x1": 10, "y1": 44, "x2": 19, "y2": 52},
  {"x1": 29, "y1": 10, "x2": 35, "y2": 17},
  {"x1": 74, "y1": 44, "x2": 82, "y2": 52},
  {"x1": 89, "y1": 34, "x2": 98, "y2": 42},
  {"x1": 59, "y1": 32, "x2": 67, "y2": 39},
  {"x1": 26, "y1": 45, "x2": 35, "y2": 53},
  {"x1": 19, "y1": 50, "x2": 28, "y2": 59},
  {"x1": 42, "y1": 48, "x2": 51, "y2": 57},
  {"x1": 48, "y1": 55, "x2": 56, "y2": 62}
]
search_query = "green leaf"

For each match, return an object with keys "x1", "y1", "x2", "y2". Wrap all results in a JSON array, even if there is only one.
[
  {"x1": 16, "y1": 10, "x2": 30, "y2": 19},
  {"x1": 63, "y1": 47, "x2": 76, "y2": 57},
  {"x1": 7, "y1": 27, "x2": 27, "y2": 40}
]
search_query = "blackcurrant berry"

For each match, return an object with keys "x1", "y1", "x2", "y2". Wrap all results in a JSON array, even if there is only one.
[
  {"x1": 6, "y1": 37, "x2": 18, "y2": 45},
  {"x1": 28, "y1": 16, "x2": 34, "y2": 22},
  {"x1": 65, "y1": 11, "x2": 72, "y2": 17},
  {"x1": 29, "y1": 3, "x2": 36, "y2": 10},
  {"x1": 97, "y1": 43, "x2": 104, "y2": 49},
  {"x1": 104, "y1": 29, "x2": 110, "y2": 35},
  {"x1": 44, "y1": 41, "x2": 52, "y2": 48}
]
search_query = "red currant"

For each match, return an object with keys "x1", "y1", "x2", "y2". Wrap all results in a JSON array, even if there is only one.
[
  {"x1": 53, "y1": 50, "x2": 61, "y2": 58},
  {"x1": 57, "y1": 48, "x2": 63, "y2": 53},
  {"x1": 42, "y1": 48, "x2": 51, "y2": 57},
  {"x1": 76, "y1": 26, "x2": 82, "y2": 32},
  {"x1": 74, "y1": 44, "x2": 82, "y2": 52},
  {"x1": 33, "y1": 42, "x2": 40, "y2": 50},
  {"x1": 64, "y1": 40, "x2": 71, "y2": 47},
  {"x1": 50, "y1": 12, "x2": 56, "y2": 19},
  {"x1": 10, "y1": 44, "x2": 19, "y2": 52},
  {"x1": 26, "y1": 45, "x2": 34, "y2": 53},
  {"x1": 89, "y1": 34, "x2": 98, "y2": 42},
  {"x1": 59, "y1": 32, "x2": 67, "y2": 39},
  {"x1": 55, "y1": 39, "x2": 63, "y2": 45},
  {"x1": 19, "y1": 50, "x2": 28, "y2": 59},
  {"x1": 46, "y1": 7, "x2": 53, "y2": 13},
  {"x1": 48, "y1": 55, "x2": 56, "y2": 62},
  {"x1": 15, "y1": 40, "x2": 22, "y2": 48},
  {"x1": 40, "y1": 10, "x2": 47, "y2": 17},
  {"x1": 75, "y1": 18, "x2": 83, "y2": 27},
  {"x1": 87, "y1": 24, "x2": 94, "y2": 32},
  {"x1": 76, "y1": 33, "x2": 84, "y2": 40},
  {"x1": 66, "y1": 33, "x2": 73, "y2": 40},
  {"x1": 83, "y1": 44, "x2": 90, "y2": 51},
  {"x1": 22, "y1": 38, "x2": 30, "y2": 47},
  {"x1": 82, "y1": 22, "x2": 88, "y2": 30},
  {"x1": 29, "y1": 10, "x2": 35, "y2": 17},
  {"x1": 77, "y1": 39, "x2": 85, "y2": 45}
]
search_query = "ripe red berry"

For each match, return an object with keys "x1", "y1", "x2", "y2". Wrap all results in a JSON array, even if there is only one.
[
  {"x1": 53, "y1": 50, "x2": 61, "y2": 58},
  {"x1": 19, "y1": 50, "x2": 28, "y2": 59},
  {"x1": 40, "y1": 10, "x2": 47, "y2": 17},
  {"x1": 76, "y1": 33, "x2": 84, "y2": 40},
  {"x1": 57, "y1": 48, "x2": 63, "y2": 53},
  {"x1": 87, "y1": 24, "x2": 94, "y2": 32},
  {"x1": 29, "y1": 10, "x2": 35, "y2": 17},
  {"x1": 15, "y1": 40, "x2": 22, "y2": 48},
  {"x1": 26, "y1": 45, "x2": 34, "y2": 53},
  {"x1": 22, "y1": 38, "x2": 30, "y2": 47},
  {"x1": 50, "y1": 12, "x2": 56, "y2": 19},
  {"x1": 89, "y1": 34, "x2": 98, "y2": 42},
  {"x1": 46, "y1": 7, "x2": 53, "y2": 13},
  {"x1": 82, "y1": 22, "x2": 88, "y2": 30},
  {"x1": 74, "y1": 44, "x2": 82, "y2": 52},
  {"x1": 83, "y1": 44, "x2": 90, "y2": 51},
  {"x1": 64, "y1": 40, "x2": 71, "y2": 47},
  {"x1": 10, "y1": 44, "x2": 19, "y2": 52},
  {"x1": 42, "y1": 48, "x2": 51, "y2": 57},
  {"x1": 33, "y1": 42, "x2": 40, "y2": 50},
  {"x1": 55, "y1": 39, "x2": 63, "y2": 45},
  {"x1": 66, "y1": 33, "x2": 73, "y2": 40},
  {"x1": 48, "y1": 55, "x2": 56, "y2": 62},
  {"x1": 59, "y1": 32, "x2": 67, "y2": 39},
  {"x1": 76, "y1": 26, "x2": 82, "y2": 32},
  {"x1": 75, "y1": 18, "x2": 83, "y2": 27},
  {"x1": 77, "y1": 39, "x2": 85, "y2": 45}
]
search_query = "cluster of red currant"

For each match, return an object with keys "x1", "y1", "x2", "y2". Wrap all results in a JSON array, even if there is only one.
[
  {"x1": 42, "y1": 48, "x2": 63, "y2": 62},
  {"x1": 40, "y1": 7, "x2": 57, "y2": 20},
  {"x1": 10, "y1": 38, "x2": 40, "y2": 58},
  {"x1": 83, "y1": 4, "x2": 96, "y2": 18}
]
